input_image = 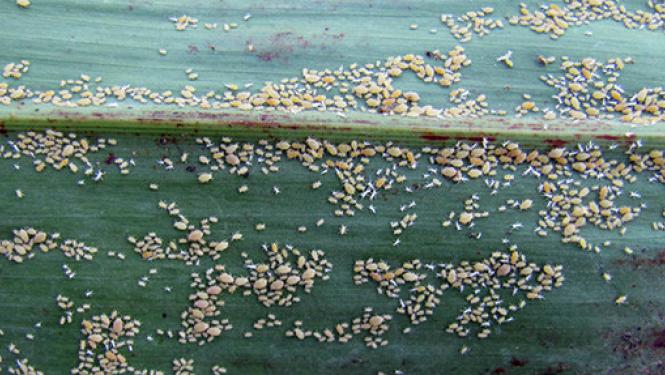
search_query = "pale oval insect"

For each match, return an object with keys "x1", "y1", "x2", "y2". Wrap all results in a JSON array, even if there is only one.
[{"x1": 198, "y1": 173, "x2": 213, "y2": 184}]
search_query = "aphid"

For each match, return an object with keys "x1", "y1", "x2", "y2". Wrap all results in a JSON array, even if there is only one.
[
  {"x1": 393, "y1": 239, "x2": 400, "y2": 247},
  {"x1": 497, "y1": 50, "x2": 513, "y2": 68},
  {"x1": 615, "y1": 295, "x2": 627, "y2": 305},
  {"x1": 238, "y1": 185, "x2": 249, "y2": 193},
  {"x1": 93, "y1": 170, "x2": 105, "y2": 182},
  {"x1": 602, "y1": 273, "x2": 612, "y2": 282},
  {"x1": 198, "y1": 173, "x2": 213, "y2": 184},
  {"x1": 15, "y1": 189, "x2": 24, "y2": 199},
  {"x1": 624, "y1": 247, "x2": 634, "y2": 255},
  {"x1": 338, "y1": 225, "x2": 348, "y2": 236},
  {"x1": 273, "y1": 186, "x2": 280, "y2": 195},
  {"x1": 149, "y1": 183, "x2": 159, "y2": 191},
  {"x1": 84, "y1": 290, "x2": 93, "y2": 298}
]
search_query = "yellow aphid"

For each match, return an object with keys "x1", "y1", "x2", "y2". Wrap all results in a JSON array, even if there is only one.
[
  {"x1": 198, "y1": 173, "x2": 213, "y2": 184},
  {"x1": 521, "y1": 101, "x2": 535, "y2": 111},
  {"x1": 615, "y1": 295, "x2": 627, "y2": 305},
  {"x1": 519, "y1": 199, "x2": 533, "y2": 210}
]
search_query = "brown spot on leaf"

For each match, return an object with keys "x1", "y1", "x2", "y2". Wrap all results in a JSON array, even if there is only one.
[
  {"x1": 540, "y1": 363, "x2": 570, "y2": 375},
  {"x1": 652, "y1": 329, "x2": 665, "y2": 350},
  {"x1": 615, "y1": 251, "x2": 665, "y2": 269},
  {"x1": 510, "y1": 357, "x2": 528, "y2": 367},
  {"x1": 104, "y1": 153, "x2": 116, "y2": 165}
]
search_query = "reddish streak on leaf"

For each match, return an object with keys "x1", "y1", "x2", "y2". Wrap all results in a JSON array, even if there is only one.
[
  {"x1": 104, "y1": 153, "x2": 116, "y2": 165},
  {"x1": 615, "y1": 251, "x2": 665, "y2": 268},
  {"x1": 511, "y1": 357, "x2": 528, "y2": 367},
  {"x1": 544, "y1": 139, "x2": 568, "y2": 147},
  {"x1": 652, "y1": 330, "x2": 665, "y2": 350}
]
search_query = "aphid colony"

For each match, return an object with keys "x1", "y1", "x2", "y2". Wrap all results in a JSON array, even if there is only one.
[
  {"x1": 56, "y1": 294, "x2": 91, "y2": 326},
  {"x1": 171, "y1": 15, "x2": 198, "y2": 31},
  {"x1": 170, "y1": 12, "x2": 245, "y2": 33},
  {"x1": 285, "y1": 307, "x2": 393, "y2": 349},
  {"x1": 171, "y1": 134, "x2": 664, "y2": 251},
  {"x1": 71, "y1": 311, "x2": 150, "y2": 375},
  {"x1": 175, "y1": 243, "x2": 331, "y2": 345},
  {"x1": 7, "y1": 358, "x2": 42, "y2": 375},
  {"x1": 442, "y1": 194, "x2": 490, "y2": 229},
  {"x1": 0, "y1": 129, "x2": 130, "y2": 178},
  {"x1": 3, "y1": 49, "x2": 663, "y2": 124},
  {"x1": 541, "y1": 57, "x2": 665, "y2": 124},
  {"x1": 0, "y1": 227, "x2": 97, "y2": 263},
  {"x1": 440, "y1": 7, "x2": 504, "y2": 42},
  {"x1": 2, "y1": 59, "x2": 29, "y2": 79},
  {"x1": 354, "y1": 249, "x2": 564, "y2": 339},
  {"x1": 172, "y1": 358, "x2": 195, "y2": 375},
  {"x1": 0, "y1": 46, "x2": 480, "y2": 119},
  {"x1": 510, "y1": 0, "x2": 665, "y2": 39},
  {"x1": 127, "y1": 201, "x2": 240, "y2": 265}
]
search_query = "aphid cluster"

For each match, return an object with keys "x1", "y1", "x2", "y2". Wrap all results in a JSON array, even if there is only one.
[
  {"x1": 0, "y1": 227, "x2": 98, "y2": 263},
  {"x1": 8, "y1": 358, "x2": 42, "y2": 375},
  {"x1": 516, "y1": 94, "x2": 539, "y2": 117},
  {"x1": 171, "y1": 15, "x2": 198, "y2": 31},
  {"x1": 71, "y1": 311, "x2": 155, "y2": 375},
  {"x1": 128, "y1": 201, "x2": 239, "y2": 264},
  {"x1": 0, "y1": 46, "x2": 482, "y2": 119},
  {"x1": 160, "y1": 135, "x2": 665, "y2": 250},
  {"x1": 172, "y1": 358, "x2": 195, "y2": 375},
  {"x1": 510, "y1": 0, "x2": 665, "y2": 39},
  {"x1": 355, "y1": 249, "x2": 564, "y2": 339},
  {"x1": 285, "y1": 307, "x2": 392, "y2": 349},
  {"x1": 177, "y1": 266, "x2": 234, "y2": 345},
  {"x1": 252, "y1": 313, "x2": 282, "y2": 331},
  {"x1": 540, "y1": 56, "x2": 664, "y2": 124},
  {"x1": 535, "y1": 145, "x2": 641, "y2": 249},
  {"x1": 442, "y1": 194, "x2": 489, "y2": 232},
  {"x1": 56, "y1": 294, "x2": 91, "y2": 325},
  {"x1": 59, "y1": 239, "x2": 98, "y2": 261},
  {"x1": 0, "y1": 228, "x2": 58, "y2": 263},
  {"x1": 2, "y1": 60, "x2": 30, "y2": 79},
  {"x1": 174, "y1": 243, "x2": 330, "y2": 346},
  {"x1": 0, "y1": 130, "x2": 130, "y2": 177},
  {"x1": 440, "y1": 7, "x2": 504, "y2": 42},
  {"x1": 237, "y1": 243, "x2": 332, "y2": 307}
]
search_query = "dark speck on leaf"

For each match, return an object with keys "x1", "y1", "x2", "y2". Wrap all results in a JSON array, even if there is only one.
[{"x1": 105, "y1": 153, "x2": 116, "y2": 165}]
